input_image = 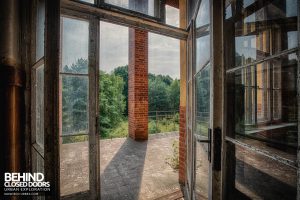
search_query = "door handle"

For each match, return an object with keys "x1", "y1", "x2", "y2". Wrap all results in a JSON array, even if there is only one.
[{"x1": 208, "y1": 128, "x2": 211, "y2": 162}]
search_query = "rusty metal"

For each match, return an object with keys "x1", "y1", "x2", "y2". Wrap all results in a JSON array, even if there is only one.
[
  {"x1": 0, "y1": 65, "x2": 25, "y2": 167},
  {"x1": 0, "y1": 0, "x2": 20, "y2": 67},
  {"x1": 0, "y1": 65, "x2": 25, "y2": 199}
]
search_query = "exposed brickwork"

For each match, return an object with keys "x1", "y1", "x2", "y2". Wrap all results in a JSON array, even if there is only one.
[
  {"x1": 128, "y1": 28, "x2": 148, "y2": 141},
  {"x1": 166, "y1": 0, "x2": 179, "y2": 8},
  {"x1": 179, "y1": 106, "x2": 186, "y2": 184}
]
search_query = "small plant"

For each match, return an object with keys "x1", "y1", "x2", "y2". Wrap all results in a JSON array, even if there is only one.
[
  {"x1": 165, "y1": 140, "x2": 179, "y2": 170},
  {"x1": 62, "y1": 134, "x2": 88, "y2": 144},
  {"x1": 148, "y1": 120, "x2": 161, "y2": 134}
]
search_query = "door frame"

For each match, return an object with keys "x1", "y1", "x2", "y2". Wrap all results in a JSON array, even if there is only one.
[
  {"x1": 185, "y1": 20, "x2": 195, "y2": 200},
  {"x1": 185, "y1": 0, "x2": 224, "y2": 199}
]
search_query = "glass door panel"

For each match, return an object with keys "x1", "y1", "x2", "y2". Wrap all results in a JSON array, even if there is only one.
[
  {"x1": 193, "y1": 0, "x2": 211, "y2": 199},
  {"x1": 59, "y1": 17, "x2": 94, "y2": 198},
  {"x1": 186, "y1": 22, "x2": 194, "y2": 200},
  {"x1": 194, "y1": 64, "x2": 210, "y2": 200}
]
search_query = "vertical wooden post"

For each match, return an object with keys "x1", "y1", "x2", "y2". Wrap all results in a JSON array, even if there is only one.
[
  {"x1": 297, "y1": 0, "x2": 300, "y2": 198},
  {"x1": 44, "y1": 0, "x2": 60, "y2": 199},
  {"x1": 210, "y1": 0, "x2": 224, "y2": 199},
  {"x1": 89, "y1": 17, "x2": 100, "y2": 200},
  {"x1": 222, "y1": 0, "x2": 236, "y2": 199},
  {"x1": 179, "y1": 0, "x2": 187, "y2": 185}
]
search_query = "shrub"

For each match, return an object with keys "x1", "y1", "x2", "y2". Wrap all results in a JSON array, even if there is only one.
[{"x1": 165, "y1": 140, "x2": 179, "y2": 170}]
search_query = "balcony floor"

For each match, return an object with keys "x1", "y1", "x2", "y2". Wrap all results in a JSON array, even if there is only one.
[{"x1": 60, "y1": 132, "x2": 183, "y2": 199}]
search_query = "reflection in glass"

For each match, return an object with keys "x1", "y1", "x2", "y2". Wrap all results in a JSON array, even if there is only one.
[
  {"x1": 195, "y1": 141, "x2": 209, "y2": 200},
  {"x1": 35, "y1": 65, "x2": 44, "y2": 148},
  {"x1": 287, "y1": 31, "x2": 298, "y2": 49},
  {"x1": 235, "y1": 35, "x2": 257, "y2": 67},
  {"x1": 104, "y1": 0, "x2": 158, "y2": 17},
  {"x1": 60, "y1": 75, "x2": 89, "y2": 196},
  {"x1": 194, "y1": 64, "x2": 210, "y2": 200},
  {"x1": 60, "y1": 135, "x2": 89, "y2": 196},
  {"x1": 286, "y1": 0, "x2": 298, "y2": 17},
  {"x1": 61, "y1": 76, "x2": 89, "y2": 136},
  {"x1": 243, "y1": 0, "x2": 255, "y2": 8},
  {"x1": 32, "y1": 150, "x2": 45, "y2": 200},
  {"x1": 233, "y1": 146, "x2": 296, "y2": 200},
  {"x1": 79, "y1": 0, "x2": 94, "y2": 3},
  {"x1": 62, "y1": 17, "x2": 89, "y2": 74},
  {"x1": 225, "y1": 4, "x2": 232, "y2": 19},
  {"x1": 195, "y1": 64, "x2": 210, "y2": 140},
  {"x1": 226, "y1": 0, "x2": 298, "y2": 69},
  {"x1": 36, "y1": 0, "x2": 45, "y2": 61},
  {"x1": 195, "y1": 0, "x2": 210, "y2": 28},
  {"x1": 165, "y1": 5, "x2": 179, "y2": 27},
  {"x1": 196, "y1": 35, "x2": 210, "y2": 72},
  {"x1": 229, "y1": 53, "x2": 298, "y2": 162}
]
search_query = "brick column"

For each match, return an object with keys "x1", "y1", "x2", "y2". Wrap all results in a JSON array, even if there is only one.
[{"x1": 128, "y1": 28, "x2": 148, "y2": 141}]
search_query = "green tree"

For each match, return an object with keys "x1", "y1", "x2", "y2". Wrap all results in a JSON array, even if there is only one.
[
  {"x1": 168, "y1": 79, "x2": 180, "y2": 111},
  {"x1": 113, "y1": 65, "x2": 128, "y2": 116},
  {"x1": 99, "y1": 71, "x2": 126, "y2": 137},
  {"x1": 62, "y1": 58, "x2": 88, "y2": 135},
  {"x1": 148, "y1": 78, "x2": 169, "y2": 111}
]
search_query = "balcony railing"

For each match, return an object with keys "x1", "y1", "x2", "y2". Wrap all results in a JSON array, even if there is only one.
[{"x1": 148, "y1": 110, "x2": 179, "y2": 134}]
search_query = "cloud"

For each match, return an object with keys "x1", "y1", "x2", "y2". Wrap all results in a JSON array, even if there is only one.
[
  {"x1": 149, "y1": 33, "x2": 180, "y2": 79},
  {"x1": 63, "y1": 9, "x2": 180, "y2": 79},
  {"x1": 100, "y1": 21, "x2": 129, "y2": 73}
]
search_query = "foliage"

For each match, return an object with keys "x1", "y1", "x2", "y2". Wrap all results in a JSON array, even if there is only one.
[
  {"x1": 99, "y1": 71, "x2": 126, "y2": 137},
  {"x1": 113, "y1": 66, "x2": 128, "y2": 116},
  {"x1": 148, "y1": 73, "x2": 180, "y2": 112},
  {"x1": 168, "y1": 80, "x2": 180, "y2": 112},
  {"x1": 61, "y1": 58, "x2": 180, "y2": 140},
  {"x1": 62, "y1": 59, "x2": 88, "y2": 135},
  {"x1": 62, "y1": 134, "x2": 88, "y2": 144},
  {"x1": 149, "y1": 78, "x2": 169, "y2": 111},
  {"x1": 165, "y1": 140, "x2": 179, "y2": 170},
  {"x1": 101, "y1": 120, "x2": 128, "y2": 139},
  {"x1": 148, "y1": 118, "x2": 179, "y2": 134}
]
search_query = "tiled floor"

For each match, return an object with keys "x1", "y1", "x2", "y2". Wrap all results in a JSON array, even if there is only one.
[
  {"x1": 100, "y1": 132, "x2": 181, "y2": 200},
  {"x1": 60, "y1": 132, "x2": 182, "y2": 199}
]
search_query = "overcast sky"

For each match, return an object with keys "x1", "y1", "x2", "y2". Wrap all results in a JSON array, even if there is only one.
[{"x1": 63, "y1": 6, "x2": 180, "y2": 79}]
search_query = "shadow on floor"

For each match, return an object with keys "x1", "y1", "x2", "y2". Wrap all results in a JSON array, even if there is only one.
[{"x1": 100, "y1": 137, "x2": 148, "y2": 200}]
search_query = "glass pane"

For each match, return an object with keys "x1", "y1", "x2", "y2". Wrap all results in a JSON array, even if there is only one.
[
  {"x1": 226, "y1": 53, "x2": 298, "y2": 162},
  {"x1": 194, "y1": 64, "x2": 210, "y2": 200},
  {"x1": 79, "y1": 0, "x2": 94, "y2": 3},
  {"x1": 195, "y1": 64, "x2": 210, "y2": 141},
  {"x1": 196, "y1": 35, "x2": 210, "y2": 72},
  {"x1": 35, "y1": 65, "x2": 44, "y2": 148},
  {"x1": 231, "y1": 145, "x2": 297, "y2": 200},
  {"x1": 60, "y1": 135, "x2": 89, "y2": 196},
  {"x1": 195, "y1": 0, "x2": 210, "y2": 28},
  {"x1": 62, "y1": 17, "x2": 89, "y2": 74},
  {"x1": 60, "y1": 75, "x2": 89, "y2": 196},
  {"x1": 225, "y1": 0, "x2": 298, "y2": 69},
  {"x1": 32, "y1": 150, "x2": 45, "y2": 199},
  {"x1": 104, "y1": 0, "x2": 159, "y2": 17},
  {"x1": 195, "y1": 141, "x2": 209, "y2": 199},
  {"x1": 36, "y1": 0, "x2": 45, "y2": 61},
  {"x1": 165, "y1": 5, "x2": 179, "y2": 27},
  {"x1": 61, "y1": 76, "x2": 89, "y2": 136}
]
